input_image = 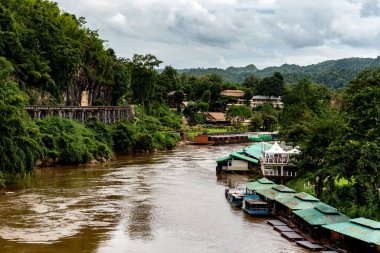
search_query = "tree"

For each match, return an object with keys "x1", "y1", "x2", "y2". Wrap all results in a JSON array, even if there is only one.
[
  {"x1": 111, "y1": 58, "x2": 130, "y2": 105},
  {"x1": 243, "y1": 88, "x2": 253, "y2": 106},
  {"x1": 129, "y1": 54, "x2": 162, "y2": 111},
  {"x1": 226, "y1": 105, "x2": 252, "y2": 124},
  {"x1": 0, "y1": 57, "x2": 41, "y2": 185},
  {"x1": 256, "y1": 72, "x2": 284, "y2": 97},
  {"x1": 156, "y1": 66, "x2": 178, "y2": 103},
  {"x1": 243, "y1": 75, "x2": 261, "y2": 90},
  {"x1": 174, "y1": 90, "x2": 184, "y2": 113},
  {"x1": 201, "y1": 90, "x2": 211, "y2": 103},
  {"x1": 250, "y1": 112, "x2": 263, "y2": 131}
]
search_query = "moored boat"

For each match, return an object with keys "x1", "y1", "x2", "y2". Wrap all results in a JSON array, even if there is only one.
[
  {"x1": 225, "y1": 188, "x2": 245, "y2": 207},
  {"x1": 242, "y1": 196, "x2": 271, "y2": 216}
]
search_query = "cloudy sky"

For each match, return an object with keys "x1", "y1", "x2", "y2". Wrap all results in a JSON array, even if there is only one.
[{"x1": 56, "y1": 0, "x2": 380, "y2": 69}]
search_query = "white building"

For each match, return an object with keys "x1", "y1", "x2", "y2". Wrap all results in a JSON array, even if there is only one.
[
  {"x1": 250, "y1": 96, "x2": 284, "y2": 108},
  {"x1": 260, "y1": 142, "x2": 300, "y2": 177}
]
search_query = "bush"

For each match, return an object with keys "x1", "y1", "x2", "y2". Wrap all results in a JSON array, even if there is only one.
[{"x1": 36, "y1": 117, "x2": 112, "y2": 164}]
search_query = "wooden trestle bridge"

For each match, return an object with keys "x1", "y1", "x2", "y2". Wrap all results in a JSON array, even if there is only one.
[{"x1": 26, "y1": 105, "x2": 134, "y2": 124}]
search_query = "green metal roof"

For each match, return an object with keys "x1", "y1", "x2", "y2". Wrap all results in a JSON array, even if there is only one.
[
  {"x1": 276, "y1": 194, "x2": 320, "y2": 210},
  {"x1": 243, "y1": 142, "x2": 272, "y2": 160},
  {"x1": 256, "y1": 187, "x2": 296, "y2": 201},
  {"x1": 322, "y1": 218, "x2": 380, "y2": 245},
  {"x1": 293, "y1": 206, "x2": 350, "y2": 226},
  {"x1": 245, "y1": 178, "x2": 276, "y2": 191},
  {"x1": 230, "y1": 152, "x2": 259, "y2": 164},
  {"x1": 258, "y1": 178, "x2": 274, "y2": 184},
  {"x1": 295, "y1": 192, "x2": 320, "y2": 202},
  {"x1": 351, "y1": 217, "x2": 380, "y2": 229},
  {"x1": 315, "y1": 203, "x2": 339, "y2": 214},
  {"x1": 272, "y1": 185, "x2": 297, "y2": 193},
  {"x1": 216, "y1": 155, "x2": 231, "y2": 163}
]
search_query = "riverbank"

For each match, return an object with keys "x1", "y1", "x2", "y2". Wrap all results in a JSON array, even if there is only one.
[{"x1": 0, "y1": 103, "x2": 182, "y2": 187}]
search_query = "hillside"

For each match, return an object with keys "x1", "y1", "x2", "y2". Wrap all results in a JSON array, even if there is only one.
[{"x1": 178, "y1": 57, "x2": 380, "y2": 89}]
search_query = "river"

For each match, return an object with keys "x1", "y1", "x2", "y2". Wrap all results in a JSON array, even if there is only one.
[{"x1": 0, "y1": 145, "x2": 309, "y2": 253}]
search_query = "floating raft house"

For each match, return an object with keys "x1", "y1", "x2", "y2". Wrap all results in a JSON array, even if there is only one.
[
  {"x1": 255, "y1": 185, "x2": 297, "y2": 201},
  {"x1": 293, "y1": 203, "x2": 350, "y2": 226},
  {"x1": 245, "y1": 178, "x2": 276, "y2": 193},
  {"x1": 322, "y1": 217, "x2": 380, "y2": 250}
]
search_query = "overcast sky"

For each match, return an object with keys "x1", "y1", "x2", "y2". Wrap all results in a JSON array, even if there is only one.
[{"x1": 56, "y1": 0, "x2": 380, "y2": 69}]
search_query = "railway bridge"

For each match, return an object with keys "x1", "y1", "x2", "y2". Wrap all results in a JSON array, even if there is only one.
[{"x1": 26, "y1": 106, "x2": 134, "y2": 124}]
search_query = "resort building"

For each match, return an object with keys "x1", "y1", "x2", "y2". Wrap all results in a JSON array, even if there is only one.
[
  {"x1": 261, "y1": 142, "x2": 300, "y2": 178},
  {"x1": 216, "y1": 142, "x2": 272, "y2": 172},
  {"x1": 250, "y1": 96, "x2": 284, "y2": 108},
  {"x1": 216, "y1": 141, "x2": 299, "y2": 176},
  {"x1": 206, "y1": 112, "x2": 229, "y2": 125},
  {"x1": 221, "y1": 90, "x2": 245, "y2": 99}
]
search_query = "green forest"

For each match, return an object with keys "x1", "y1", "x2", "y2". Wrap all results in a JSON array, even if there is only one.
[
  {"x1": 0, "y1": 0, "x2": 379, "y2": 221},
  {"x1": 178, "y1": 57, "x2": 380, "y2": 89}
]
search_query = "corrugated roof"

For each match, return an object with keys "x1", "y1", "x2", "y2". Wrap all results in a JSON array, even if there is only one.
[
  {"x1": 230, "y1": 152, "x2": 259, "y2": 164},
  {"x1": 322, "y1": 218, "x2": 380, "y2": 245},
  {"x1": 252, "y1": 96, "x2": 281, "y2": 100},
  {"x1": 294, "y1": 206, "x2": 350, "y2": 226},
  {"x1": 207, "y1": 112, "x2": 227, "y2": 122},
  {"x1": 276, "y1": 193, "x2": 319, "y2": 210},
  {"x1": 272, "y1": 185, "x2": 296, "y2": 193},
  {"x1": 216, "y1": 155, "x2": 231, "y2": 163},
  {"x1": 243, "y1": 142, "x2": 272, "y2": 159},
  {"x1": 258, "y1": 178, "x2": 274, "y2": 184},
  {"x1": 295, "y1": 192, "x2": 319, "y2": 202},
  {"x1": 256, "y1": 187, "x2": 296, "y2": 201},
  {"x1": 351, "y1": 217, "x2": 380, "y2": 229},
  {"x1": 221, "y1": 90, "x2": 245, "y2": 97},
  {"x1": 315, "y1": 203, "x2": 339, "y2": 214},
  {"x1": 245, "y1": 178, "x2": 276, "y2": 191}
]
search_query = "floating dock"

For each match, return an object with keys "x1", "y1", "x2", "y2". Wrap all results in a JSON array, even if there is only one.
[
  {"x1": 273, "y1": 225, "x2": 294, "y2": 232},
  {"x1": 281, "y1": 231, "x2": 304, "y2": 241},
  {"x1": 296, "y1": 240, "x2": 325, "y2": 251},
  {"x1": 267, "y1": 219, "x2": 287, "y2": 226}
]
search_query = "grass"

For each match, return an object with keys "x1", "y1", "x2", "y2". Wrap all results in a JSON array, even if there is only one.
[{"x1": 286, "y1": 178, "x2": 315, "y2": 195}]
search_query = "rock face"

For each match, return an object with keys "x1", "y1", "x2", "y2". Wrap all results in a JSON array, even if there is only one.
[{"x1": 63, "y1": 65, "x2": 113, "y2": 106}]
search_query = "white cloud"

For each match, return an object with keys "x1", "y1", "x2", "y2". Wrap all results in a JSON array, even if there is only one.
[{"x1": 56, "y1": 0, "x2": 380, "y2": 68}]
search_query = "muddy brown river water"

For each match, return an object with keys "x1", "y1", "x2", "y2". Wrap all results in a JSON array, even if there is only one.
[{"x1": 0, "y1": 145, "x2": 309, "y2": 253}]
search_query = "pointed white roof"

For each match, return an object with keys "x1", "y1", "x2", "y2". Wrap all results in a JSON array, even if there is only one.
[
  {"x1": 287, "y1": 148, "x2": 301, "y2": 154},
  {"x1": 265, "y1": 142, "x2": 287, "y2": 154}
]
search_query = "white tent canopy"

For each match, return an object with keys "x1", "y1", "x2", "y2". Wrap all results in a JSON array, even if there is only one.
[
  {"x1": 265, "y1": 142, "x2": 287, "y2": 154},
  {"x1": 287, "y1": 148, "x2": 301, "y2": 154}
]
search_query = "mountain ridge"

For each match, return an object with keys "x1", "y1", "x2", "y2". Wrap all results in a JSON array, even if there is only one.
[{"x1": 177, "y1": 57, "x2": 380, "y2": 89}]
